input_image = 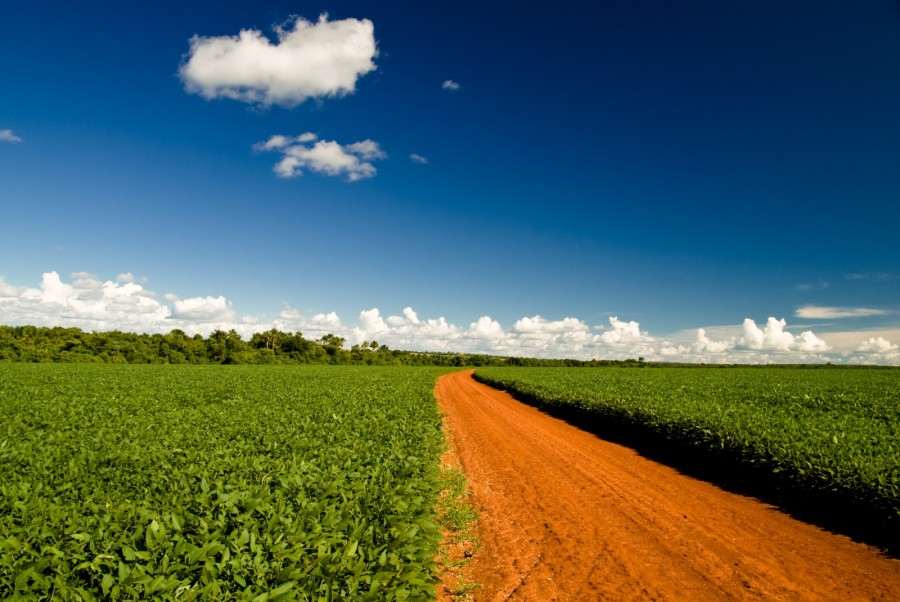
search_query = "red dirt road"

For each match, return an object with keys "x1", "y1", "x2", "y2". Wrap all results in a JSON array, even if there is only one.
[{"x1": 435, "y1": 370, "x2": 900, "y2": 601}]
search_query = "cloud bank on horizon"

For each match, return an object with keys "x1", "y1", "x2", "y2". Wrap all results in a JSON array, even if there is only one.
[{"x1": 1, "y1": 271, "x2": 897, "y2": 366}]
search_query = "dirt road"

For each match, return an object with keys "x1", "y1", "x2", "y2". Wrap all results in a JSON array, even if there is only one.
[{"x1": 435, "y1": 370, "x2": 900, "y2": 601}]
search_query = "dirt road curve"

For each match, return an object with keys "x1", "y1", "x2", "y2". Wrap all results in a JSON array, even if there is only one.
[{"x1": 435, "y1": 370, "x2": 900, "y2": 601}]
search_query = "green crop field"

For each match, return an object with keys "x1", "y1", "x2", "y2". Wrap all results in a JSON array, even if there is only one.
[
  {"x1": 0, "y1": 364, "x2": 451, "y2": 600},
  {"x1": 475, "y1": 367, "x2": 900, "y2": 522}
]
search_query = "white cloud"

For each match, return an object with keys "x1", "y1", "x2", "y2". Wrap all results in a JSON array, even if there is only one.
[
  {"x1": 344, "y1": 140, "x2": 384, "y2": 160},
  {"x1": 272, "y1": 305, "x2": 343, "y2": 339},
  {"x1": 387, "y1": 307, "x2": 420, "y2": 327},
  {"x1": 171, "y1": 296, "x2": 234, "y2": 322},
  {"x1": 0, "y1": 271, "x2": 171, "y2": 331},
  {"x1": 693, "y1": 328, "x2": 732, "y2": 353},
  {"x1": 255, "y1": 133, "x2": 386, "y2": 181},
  {"x1": 409, "y1": 153, "x2": 429, "y2": 164},
  {"x1": 741, "y1": 317, "x2": 788, "y2": 350},
  {"x1": 180, "y1": 14, "x2": 377, "y2": 108},
  {"x1": 442, "y1": 80, "x2": 460, "y2": 90},
  {"x1": 659, "y1": 344, "x2": 690, "y2": 356},
  {"x1": 0, "y1": 277, "x2": 21, "y2": 297},
  {"x1": 599, "y1": 316, "x2": 646, "y2": 344},
  {"x1": 354, "y1": 308, "x2": 462, "y2": 351},
  {"x1": 0, "y1": 129, "x2": 22, "y2": 143},
  {"x1": 467, "y1": 316, "x2": 506, "y2": 340},
  {"x1": 849, "y1": 337, "x2": 900, "y2": 365},
  {"x1": 254, "y1": 133, "x2": 322, "y2": 152},
  {"x1": 115, "y1": 272, "x2": 135, "y2": 283},
  {"x1": 71, "y1": 272, "x2": 102, "y2": 289},
  {"x1": 855, "y1": 336, "x2": 897, "y2": 354},
  {"x1": 502, "y1": 315, "x2": 650, "y2": 359},
  {"x1": 356, "y1": 308, "x2": 389, "y2": 337},
  {"x1": 739, "y1": 317, "x2": 829, "y2": 352},
  {"x1": 349, "y1": 307, "x2": 457, "y2": 351},
  {"x1": 796, "y1": 305, "x2": 887, "y2": 319},
  {"x1": 256, "y1": 135, "x2": 294, "y2": 151},
  {"x1": 792, "y1": 330, "x2": 830, "y2": 352},
  {"x1": 512, "y1": 315, "x2": 589, "y2": 336},
  {"x1": 310, "y1": 312, "x2": 342, "y2": 330}
]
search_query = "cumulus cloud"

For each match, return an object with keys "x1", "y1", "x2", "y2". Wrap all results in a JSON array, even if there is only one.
[
  {"x1": 441, "y1": 80, "x2": 460, "y2": 90},
  {"x1": 171, "y1": 296, "x2": 234, "y2": 322},
  {"x1": 796, "y1": 305, "x2": 887, "y2": 319},
  {"x1": 856, "y1": 336, "x2": 898, "y2": 354},
  {"x1": 351, "y1": 307, "x2": 462, "y2": 351},
  {"x1": 503, "y1": 315, "x2": 650, "y2": 359},
  {"x1": 271, "y1": 305, "x2": 343, "y2": 339},
  {"x1": 256, "y1": 132, "x2": 320, "y2": 151},
  {"x1": 72, "y1": 272, "x2": 102, "y2": 289},
  {"x1": 0, "y1": 129, "x2": 22, "y2": 143},
  {"x1": 792, "y1": 330, "x2": 830, "y2": 352},
  {"x1": 0, "y1": 277, "x2": 22, "y2": 297},
  {"x1": 180, "y1": 14, "x2": 377, "y2": 108},
  {"x1": 310, "y1": 311, "x2": 342, "y2": 329},
  {"x1": 386, "y1": 307, "x2": 420, "y2": 327},
  {"x1": 513, "y1": 315, "x2": 589, "y2": 336},
  {"x1": 848, "y1": 336, "x2": 900, "y2": 365},
  {"x1": 356, "y1": 308, "x2": 389, "y2": 336},
  {"x1": 255, "y1": 132, "x2": 386, "y2": 181},
  {"x1": 739, "y1": 317, "x2": 829, "y2": 352},
  {"x1": 0, "y1": 271, "x2": 171, "y2": 331},
  {"x1": 467, "y1": 316, "x2": 506, "y2": 340},
  {"x1": 344, "y1": 139, "x2": 384, "y2": 160},
  {"x1": 409, "y1": 153, "x2": 429, "y2": 164},
  {"x1": 599, "y1": 316, "x2": 646, "y2": 344},
  {"x1": 693, "y1": 328, "x2": 732, "y2": 353}
]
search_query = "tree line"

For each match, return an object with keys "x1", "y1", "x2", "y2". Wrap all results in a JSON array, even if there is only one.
[{"x1": 0, "y1": 325, "x2": 636, "y2": 367}]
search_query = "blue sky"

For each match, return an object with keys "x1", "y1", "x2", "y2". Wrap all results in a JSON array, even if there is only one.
[{"x1": 2, "y1": 1, "x2": 899, "y2": 363}]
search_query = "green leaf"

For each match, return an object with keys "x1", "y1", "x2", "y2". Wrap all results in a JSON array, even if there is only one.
[{"x1": 101, "y1": 573, "x2": 114, "y2": 595}]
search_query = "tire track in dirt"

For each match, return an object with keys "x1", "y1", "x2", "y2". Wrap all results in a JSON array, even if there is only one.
[{"x1": 435, "y1": 370, "x2": 900, "y2": 601}]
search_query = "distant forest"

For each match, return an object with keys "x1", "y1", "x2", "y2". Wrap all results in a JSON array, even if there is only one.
[{"x1": 0, "y1": 325, "x2": 637, "y2": 367}]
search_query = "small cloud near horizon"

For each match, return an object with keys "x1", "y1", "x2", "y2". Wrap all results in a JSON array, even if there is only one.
[
  {"x1": 795, "y1": 305, "x2": 888, "y2": 319},
  {"x1": 410, "y1": 153, "x2": 428, "y2": 164},
  {"x1": 845, "y1": 272, "x2": 893, "y2": 282},
  {"x1": 442, "y1": 80, "x2": 460, "y2": 90}
]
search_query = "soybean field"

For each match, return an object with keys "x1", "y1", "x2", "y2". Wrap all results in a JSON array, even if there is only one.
[
  {"x1": 0, "y1": 364, "x2": 450, "y2": 600},
  {"x1": 475, "y1": 366, "x2": 900, "y2": 526}
]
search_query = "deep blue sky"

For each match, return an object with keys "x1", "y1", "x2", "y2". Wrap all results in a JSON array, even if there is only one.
[{"x1": 1, "y1": 1, "x2": 899, "y2": 362}]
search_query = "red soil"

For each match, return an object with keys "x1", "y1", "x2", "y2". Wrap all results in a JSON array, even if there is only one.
[{"x1": 435, "y1": 370, "x2": 900, "y2": 601}]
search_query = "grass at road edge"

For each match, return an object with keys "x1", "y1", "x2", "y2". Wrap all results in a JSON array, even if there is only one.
[{"x1": 435, "y1": 425, "x2": 481, "y2": 600}]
